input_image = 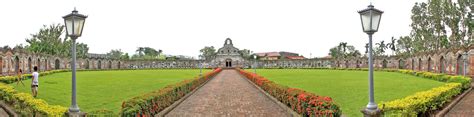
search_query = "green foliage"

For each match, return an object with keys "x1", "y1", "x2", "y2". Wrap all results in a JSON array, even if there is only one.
[
  {"x1": 329, "y1": 42, "x2": 361, "y2": 59},
  {"x1": 396, "y1": 0, "x2": 473, "y2": 55},
  {"x1": 381, "y1": 83, "x2": 462, "y2": 116},
  {"x1": 106, "y1": 49, "x2": 129, "y2": 60},
  {"x1": 120, "y1": 68, "x2": 222, "y2": 116},
  {"x1": 0, "y1": 83, "x2": 67, "y2": 116},
  {"x1": 132, "y1": 47, "x2": 164, "y2": 60},
  {"x1": 25, "y1": 24, "x2": 89, "y2": 58},
  {"x1": 199, "y1": 46, "x2": 217, "y2": 60},
  {"x1": 239, "y1": 49, "x2": 253, "y2": 60}
]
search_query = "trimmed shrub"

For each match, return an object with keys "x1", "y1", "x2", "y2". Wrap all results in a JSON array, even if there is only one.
[
  {"x1": 120, "y1": 68, "x2": 222, "y2": 116},
  {"x1": 0, "y1": 83, "x2": 67, "y2": 116},
  {"x1": 380, "y1": 83, "x2": 462, "y2": 116},
  {"x1": 238, "y1": 69, "x2": 342, "y2": 117}
]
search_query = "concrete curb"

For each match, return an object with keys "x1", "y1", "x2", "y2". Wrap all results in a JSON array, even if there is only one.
[
  {"x1": 155, "y1": 71, "x2": 220, "y2": 117},
  {"x1": 236, "y1": 69, "x2": 300, "y2": 117},
  {"x1": 435, "y1": 87, "x2": 472, "y2": 117},
  {"x1": 0, "y1": 101, "x2": 18, "y2": 117}
]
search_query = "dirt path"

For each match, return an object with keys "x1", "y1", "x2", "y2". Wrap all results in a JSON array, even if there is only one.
[{"x1": 165, "y1": 69, "x2": 290, "y2": 117}]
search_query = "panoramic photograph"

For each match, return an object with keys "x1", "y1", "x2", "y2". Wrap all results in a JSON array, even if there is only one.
[{"x1": 0, "y1": 0, "x2": 473, "y2": 116}]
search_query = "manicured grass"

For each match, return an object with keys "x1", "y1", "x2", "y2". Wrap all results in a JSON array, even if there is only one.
[
  {"x1": 252, "y1": 69, "x2": 445, "y2": 117},
  {"x1": 11, "y1": 69, "x2": 210, "y2": 113}
]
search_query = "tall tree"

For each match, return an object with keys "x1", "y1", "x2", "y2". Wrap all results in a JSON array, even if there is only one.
[
  {"x1": 239, "y1": 49, "x2": 252, "y2": 60},
  {"x1": 199, "y1": 46, "x2": 216, "y2": 60},
  {"x1": 25, "y1": 24, "x2": 89, "y2": 57}
]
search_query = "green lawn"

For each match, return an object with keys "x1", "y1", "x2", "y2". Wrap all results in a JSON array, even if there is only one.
[
  {"x1": 11, "y1": 69, "x2": 210, "y2": 113},
  {"x1": 252, "y1": 69, "x2": 445, "y2": 117}
]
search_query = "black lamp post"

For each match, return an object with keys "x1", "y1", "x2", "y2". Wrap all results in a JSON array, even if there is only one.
[
  {"x1": 358, "y1": 4, "x2": 383, "y2": 116},
  {"x1": 63, "y1": 8, "x2": 87, "y2": 114}
]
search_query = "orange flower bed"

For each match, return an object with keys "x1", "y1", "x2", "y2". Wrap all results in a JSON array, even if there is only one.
[
  {"x1": 238, "y1": 69, "x2": 342, "y2": 117},
  {"x1": 120, "y1": 68, "x2": 222, "y2": 116}
]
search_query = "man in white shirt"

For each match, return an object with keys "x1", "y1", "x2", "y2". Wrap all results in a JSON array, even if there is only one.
[{"x1": 31, "y1": 66, "x2": 39, "y2": 97}]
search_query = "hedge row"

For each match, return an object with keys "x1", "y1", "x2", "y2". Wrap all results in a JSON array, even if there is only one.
[
  {"x1": 380, "y1": 83, "x2": 462, "y2": 116},
  {"x1": 398, "y1": 70, "x2": 471, "y2": 90},
  {"x1": 0, "y1": 82, "x2": 67, "y2": 116},
  {"x1": 294, "y1": 67, "x2": 471, "y2": 90},
  {"x1": 237, "y1": 69, "x2": 342, "y2": 117},
  {"x1": 0, "y1": 70, "x2": 71, "y2": 84},
  {"x1": 120, "y1": 68, "x2": 222, "y2": 116}
]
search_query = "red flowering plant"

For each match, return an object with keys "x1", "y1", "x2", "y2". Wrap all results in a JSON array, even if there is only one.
[
  {"x1": 120, "y1": 68, "x2": 223, "y2": 116},
  {"x1": 238, "y1": 69, "x2": 342, "y2": 117}
]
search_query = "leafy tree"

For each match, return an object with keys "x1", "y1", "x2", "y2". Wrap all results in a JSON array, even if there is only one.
[
  {"x1": 24, "y1": 24, "x2": 89, "y2": 57},
  {"x1": 239, "y1": 49, "x2": 252, "y2": 60},
  {"x1": 106, "y1": 49, "x2": 128, "y2": 59},
  {"x1": 132, "y1": 47, "x2": 163, "y2": 60},
  {"x1": 329, "y1": 42, "x2": 361, "y2": 59},
  {"x1": 387, "y1": 37, "x2": 397, "y2": 55},
  {"x1": 375, "y1": 40, "x2": 387, "y2": 57},
  {"x1": 199, "y1": 46, "x2": 217, "y2": 60}
]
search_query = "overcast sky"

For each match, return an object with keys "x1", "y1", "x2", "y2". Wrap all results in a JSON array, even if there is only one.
[{"x1": 0, "y1": 0, "x2": 426, "y2": 58}]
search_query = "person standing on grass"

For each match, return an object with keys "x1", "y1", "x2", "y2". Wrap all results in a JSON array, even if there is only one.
[
  {"x1": 16, "y1": 69, "x2": 25, "y2": 86},
  {"x1": 31, "y1": 66, "x2": 39, "y2": 97}
]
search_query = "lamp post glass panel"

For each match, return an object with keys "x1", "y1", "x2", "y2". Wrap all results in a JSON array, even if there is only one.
[
  {"x1": 358, "y1": 4, "x2": 383, "y2": 113},
  {"x1": 63, "y1": 8, "x2": 87, "y2": 113}
]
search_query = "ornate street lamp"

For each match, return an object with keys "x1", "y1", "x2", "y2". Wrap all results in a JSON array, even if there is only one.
[
  {"x1": 463, "y1": 52, "x2": 468, "y2": 76},
  {"x1": 358, "y1": 4, "x2": 383, "y2": 116},
  {"x1": 63, "y1": 8, "x2": 87, "y2": 113}
]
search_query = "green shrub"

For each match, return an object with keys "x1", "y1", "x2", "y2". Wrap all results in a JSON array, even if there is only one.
[
  {"x1": 380, "y1": 83, "x2": 462, "y2": 116},
  {"x1": 0, "y1": 83, "x2": 67, "y2": 116}
]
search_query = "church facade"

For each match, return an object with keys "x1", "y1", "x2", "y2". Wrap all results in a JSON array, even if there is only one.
[{"x1": 213, "y1": 38, "x2": 245, "y2": 68}]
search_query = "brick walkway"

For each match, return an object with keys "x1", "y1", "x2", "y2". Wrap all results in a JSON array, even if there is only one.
[
  {"x1": 445, "y1": 89, "x2": 474, "y2": 116},
  {"x1": 165, "y1": 69, "x2": 291, "y2": 117}
]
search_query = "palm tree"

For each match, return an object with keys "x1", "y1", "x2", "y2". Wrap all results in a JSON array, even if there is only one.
[{"x1": 136, "y1": 47, "x2": 145, "y2": 56}]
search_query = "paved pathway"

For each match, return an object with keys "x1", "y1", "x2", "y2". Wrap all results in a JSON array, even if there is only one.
[
  {"x1": 166, "y1": 69, "x2": 290, "y2": 117},
  {"x1": 445, "y1": 83, "x2": 474, "y2": 116}
]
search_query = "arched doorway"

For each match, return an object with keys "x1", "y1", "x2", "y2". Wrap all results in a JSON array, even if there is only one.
[
  {"x1": 98, "y1": 60, "x2": 102, "y2": 69},
  {"x1": 0, "y1": 57, "x2": 3, "y2": 75},
  {"x1": 398, "y1": 59, "x2": 405, "y2": 69},
  {"x1": 382, "y1": 59, "x2": 388, "y2": 69},
  {"x1": 418, "y1": 58, "x2": 422, "y2": 71},
  {"x1": 55, "y1": 59, "x2": 60, "y2": 69},
  {"x1": 440, "y1": 56, "x2": 445, "y2": 73},
  {"x1": 457, "y1": 54, "x2": 463, "y2": 75},
  {"x1": 14, "y1": 56, "x2": 19, "y2": 73},
  {"x1": 225, "y1": 59, "x2": 232, "y2": 67},
  {"x1": 45, "y1": 59, "x2": 48, "y2": 70},
  {"x1": 37, "y1": 58, "x2": 41, "y2": 72},
  {"x1": 345, "y1": 60, "x2": 349, "y2": 68},
  {"x1": 428, "y1": 57, "x2": 432, "y2": 72},
  {"x1": 108, "y1": 61, "x2": 112, "y2": 69},
  {"x1": 411, "y1": 59, "x2": 415, "y2": 70},
  {"x1": 28, "y1": 57, "x2": 32, "y2": 73},
  {"x1": 356, "y1": 60, "x2": 360, "y2": 68},
  {"x1": 85, "y1": 60, "x2": 90, "y2": 69},
  {"x1": 118, "y1": 61, "x2": 121, "y2": 69}
]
